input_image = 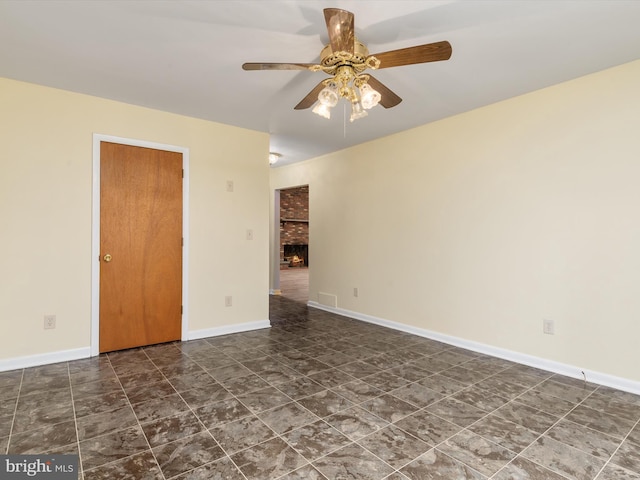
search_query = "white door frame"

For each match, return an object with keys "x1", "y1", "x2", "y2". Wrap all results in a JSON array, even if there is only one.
[
  {"x1": 91, "y1": 134, "x2": 190, "y2": 356},
  {"x1": 270, "y1": 189, "x2": 281, "y2": 295}
]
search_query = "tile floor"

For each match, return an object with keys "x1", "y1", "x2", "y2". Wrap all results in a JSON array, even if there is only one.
[
  {"x1": 1, "y1": 296, "x2": 640, "y2": 479},
  {"x1": 279, "y1": 267, "x2": 309, "y2": 304}
]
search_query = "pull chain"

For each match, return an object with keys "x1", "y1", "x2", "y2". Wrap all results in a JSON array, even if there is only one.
[{"x1": 343, "y1": 103, "x2": 347, "y2": 138}]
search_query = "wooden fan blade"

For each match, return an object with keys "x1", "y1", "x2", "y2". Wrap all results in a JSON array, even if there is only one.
[
  {"x1": 366, "y1": 75, "x2": 402, "y2": 109},
  {"x1": 242, "y1": 63, "x2": 318, "y2": 71},
  {"x1": 324, "y1": 8, "x2": 354, "y2": 54},
  {"x1": 294, "y1": 81, "x2": 326, "y2": 110},
  {"x1": 371, "y1": 41, "x2": 452, "y2": 69}
]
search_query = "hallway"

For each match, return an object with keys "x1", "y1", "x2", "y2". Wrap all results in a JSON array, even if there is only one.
[{"x1": 279, "y1": 267, "x2": 309, "y2": 304}]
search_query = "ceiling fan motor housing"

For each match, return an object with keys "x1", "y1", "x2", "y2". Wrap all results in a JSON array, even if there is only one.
[{"x1": 320, "y1": 40, "x2": 371, "y2": 74}]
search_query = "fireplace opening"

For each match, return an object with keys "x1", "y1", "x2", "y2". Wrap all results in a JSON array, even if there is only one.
[{"x1": 283, "y1": 244, "x2": 308, "y2": 267}]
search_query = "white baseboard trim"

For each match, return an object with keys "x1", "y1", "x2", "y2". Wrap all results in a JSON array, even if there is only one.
[
  {"x1": 308, "y1": 301, "x2": 640, "y2": 396},
  {"x1": 0, "y1": 347, "x2": 91, "y2": 372},
  {"x1": 0, "y1": 321, "x2": 271, "y2": 372},
  {"x1": 188, "y1": 320, "x2": 271, "y2": 341}
]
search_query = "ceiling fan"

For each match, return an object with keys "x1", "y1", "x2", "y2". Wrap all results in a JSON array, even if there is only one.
[{"x1": 242, "y1": 8, "x2": 452, "y2": 122}]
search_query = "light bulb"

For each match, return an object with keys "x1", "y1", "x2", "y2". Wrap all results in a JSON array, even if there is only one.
[
  {"x1": 359, "y1": 83, "x2": 381, "y2": 110},
  {"x1": 268, "y1": 153, "x2": 281, "y2": 165},
  {"x1": 312, "y1": 102, "x2": 332, "y2": 119},
  {"x1": 349, "y1": 100, "x2": 368, "y2": 122}
]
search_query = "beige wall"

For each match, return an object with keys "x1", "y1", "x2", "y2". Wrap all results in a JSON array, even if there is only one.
[
  {"x1": 271, "y1": 60, "x2": 640, "y2": 384},
  {"x1": 0, "y1": 78, "x2": 270, "y2": 363}
]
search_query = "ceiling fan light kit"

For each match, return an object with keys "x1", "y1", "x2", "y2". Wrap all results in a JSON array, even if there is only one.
[
  {"x1": 268, "y1": 152, "x2": 282, "y2": 165},
  {"x1": 359, "y1": 83, "x2": 381, "y2": 110},
  {"x1": 242, "y1": 7, "x2": 452, "y2": 122},
  {"x1": 312, "y1": 102, "x2": 333, "y2": 120}
]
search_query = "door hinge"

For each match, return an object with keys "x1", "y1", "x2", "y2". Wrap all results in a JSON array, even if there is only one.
[
  {"x1": 182, "y1": 169, "x2": 184, "y2": 178},
  {"x1": 181, "y1": 237, "x2": 184, "y2": 247},
  {"x1": 181, "y1": 305, "x2": 183, "y2": 315}
]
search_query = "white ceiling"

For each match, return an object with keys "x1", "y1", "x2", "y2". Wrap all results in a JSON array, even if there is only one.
[{"x1": 2, "y1": 0, "x2": 640, "y2": 166}]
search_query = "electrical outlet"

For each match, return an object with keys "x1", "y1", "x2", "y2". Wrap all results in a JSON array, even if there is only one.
[
  {"x1": 543, "y1": 318, "x2": 555, "y2": 335},
  {"x1": 44, "y1": 314, "x2": 56, "y2": 330},
  {"x1": 225, "y1": 296, "x2": 233, "y2": 307},
  {"x1": 353, "y1": 287, "x2": 358, "y2": 297}
]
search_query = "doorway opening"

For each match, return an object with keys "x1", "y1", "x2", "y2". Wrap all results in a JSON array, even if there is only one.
[{"x1": 277, "y1": 185, "x2": 309, "y2": 303}]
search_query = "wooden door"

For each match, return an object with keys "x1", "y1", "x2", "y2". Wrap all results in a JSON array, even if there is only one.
[{"x1": 99, "y1": 142, "x2": 183, "y2": 353}]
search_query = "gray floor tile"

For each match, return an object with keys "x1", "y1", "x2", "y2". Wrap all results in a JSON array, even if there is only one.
[
  {"x1": 594, "y1": 386, "x2": 640, "y2": 407},
  {"x1": 73, "y1": 390, "x2": 129, "y2": 419},
  {"x1": 418, "y1": 374, "x2": 467, "y2": 395},
  {"x1": 424, "y1": 397, "x2": 486, "y2": 428},
  {"x1": 180, "y1": 381, "x2": 233, "y2": 408},
  {"x1": 394, "y1": 409, "x2": 463, "y2": 447},
  {"x1": 83, "y1": 450, "x2": 163, "y2": 480},
  {"x1": 492, "y1": 456, "x2": 568, "y2": 479},
  {"x1": 331, "y1": 379, "x2": 385, "y2": 404},
  {"x1": 278, "y1": 464, "x2": 327, "y2": 479},
  {"x1": 195, "y1": 397, "x2": 252, "y2": 429},
  {"x1": 468, "y1": 414, "x2": 539, "y2": 454},
  {"x1": 566, "y1": 404, "x2": 636, "y2": 439},
  {"x1": 437, "y1": 430, "x2": 515, "y2": 476},
  {"x1": 522, "y1": 436, "x2": 606, "y2": 480},
  {"x1": 514, "y1": 389, "x2": 576, "y2": 417},
  {"x1": 76, "y1": 404, "x2": 138, "y2": 441},
  {"x1": 451, "y1": 386, "x2": 510, "y2": 413},
  {"x1": 361, "y1": 393, "x2": 419, "y2": 423},
  {"x1": 596, "y1": 463, "x2": 640, "y2": 480},
  {"x1": 130, "y1": 391, "x2": 190, "y2": 423},
  {"x1": 8, "y1": 420, "x2": 77, "y2": 454},
  {"x1": 493, "y1": 401, "x2": 559, "y2": 434},
  {"x1": 312, "y1": 443, "x2": 394, "y2": 480},
  {"x1": 362, "y1": 371, "x2": 411, "y2": 391},
  {"x1": 236, "y1": 385, "x2": 292, "y2": 413},
  {"x1": 231, "y1": 436, "x2": 307, "y2": 480},
  {"x1": 165, "y1": 370, "x2": 217, "y2": 392},
  {"x1": 359, "y1": 424, "x2": 432, "y2": 469},
  {"x1": 297, "y1": 389, "x2": 354, "y2": 417},
  {"x1": 390, "y1": 381, "x2": 444, "y2": 408},
  {"x1": 580, "y1": 392, "x2": 640, "y2": 423},
  {"x1": 79, "y1": 425, "x2": 149, "y2": 471},
  {"x1": 258, "y1": 401, "x2": 319, "y2": 434},
  {"x1": 546, "y1": 419, "x2": 621, "y2": 459},
  {"x1": 533, "y1": 379, "x2": 593, "y2": 404},
  {"x1": 12, "y1": 403, "x2": 75, "y2": 434},
  {"x1": 400, "y1": 449, "x2": 487, "y2": 479},
  {"x1": 611, "y1": 438, "x2": 640, "y2": 475},
  {"x1": 141, "y1": 410, "x2": 204, "y2": 447},
  {"x1": 172, "y1": 456, "x2": 246, "y2": 479},
  {"x1": 152, "y1": 431, "x2": 225, "y2": 478},
  {"x1": 325, "y1": 406, "x2": 389, "y2": 441},
  {"x1": 282, "y1": 419, "x2": 352, "y2": 461},
  {"x1": 210, "y1": 414, "x2": 275, "y2": 454}
]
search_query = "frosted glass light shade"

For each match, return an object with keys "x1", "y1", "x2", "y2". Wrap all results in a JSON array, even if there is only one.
[
  {"x1": 349, "y1": 100, "x2": 368, "y2": 122},
  {"x1": 359, "y1": 83, "x2": 381, "y2": 110},
  {"x1": 318, "y1": 82, "x2": 339, "y2": 107},
  {"x1": 312, "y1": 103, "x2": 332, "y2": 119}
]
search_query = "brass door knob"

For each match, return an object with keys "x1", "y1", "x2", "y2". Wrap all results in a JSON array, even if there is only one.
[{"x1": 103, "y1": 254, "x2": 112, "y2": 262}]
